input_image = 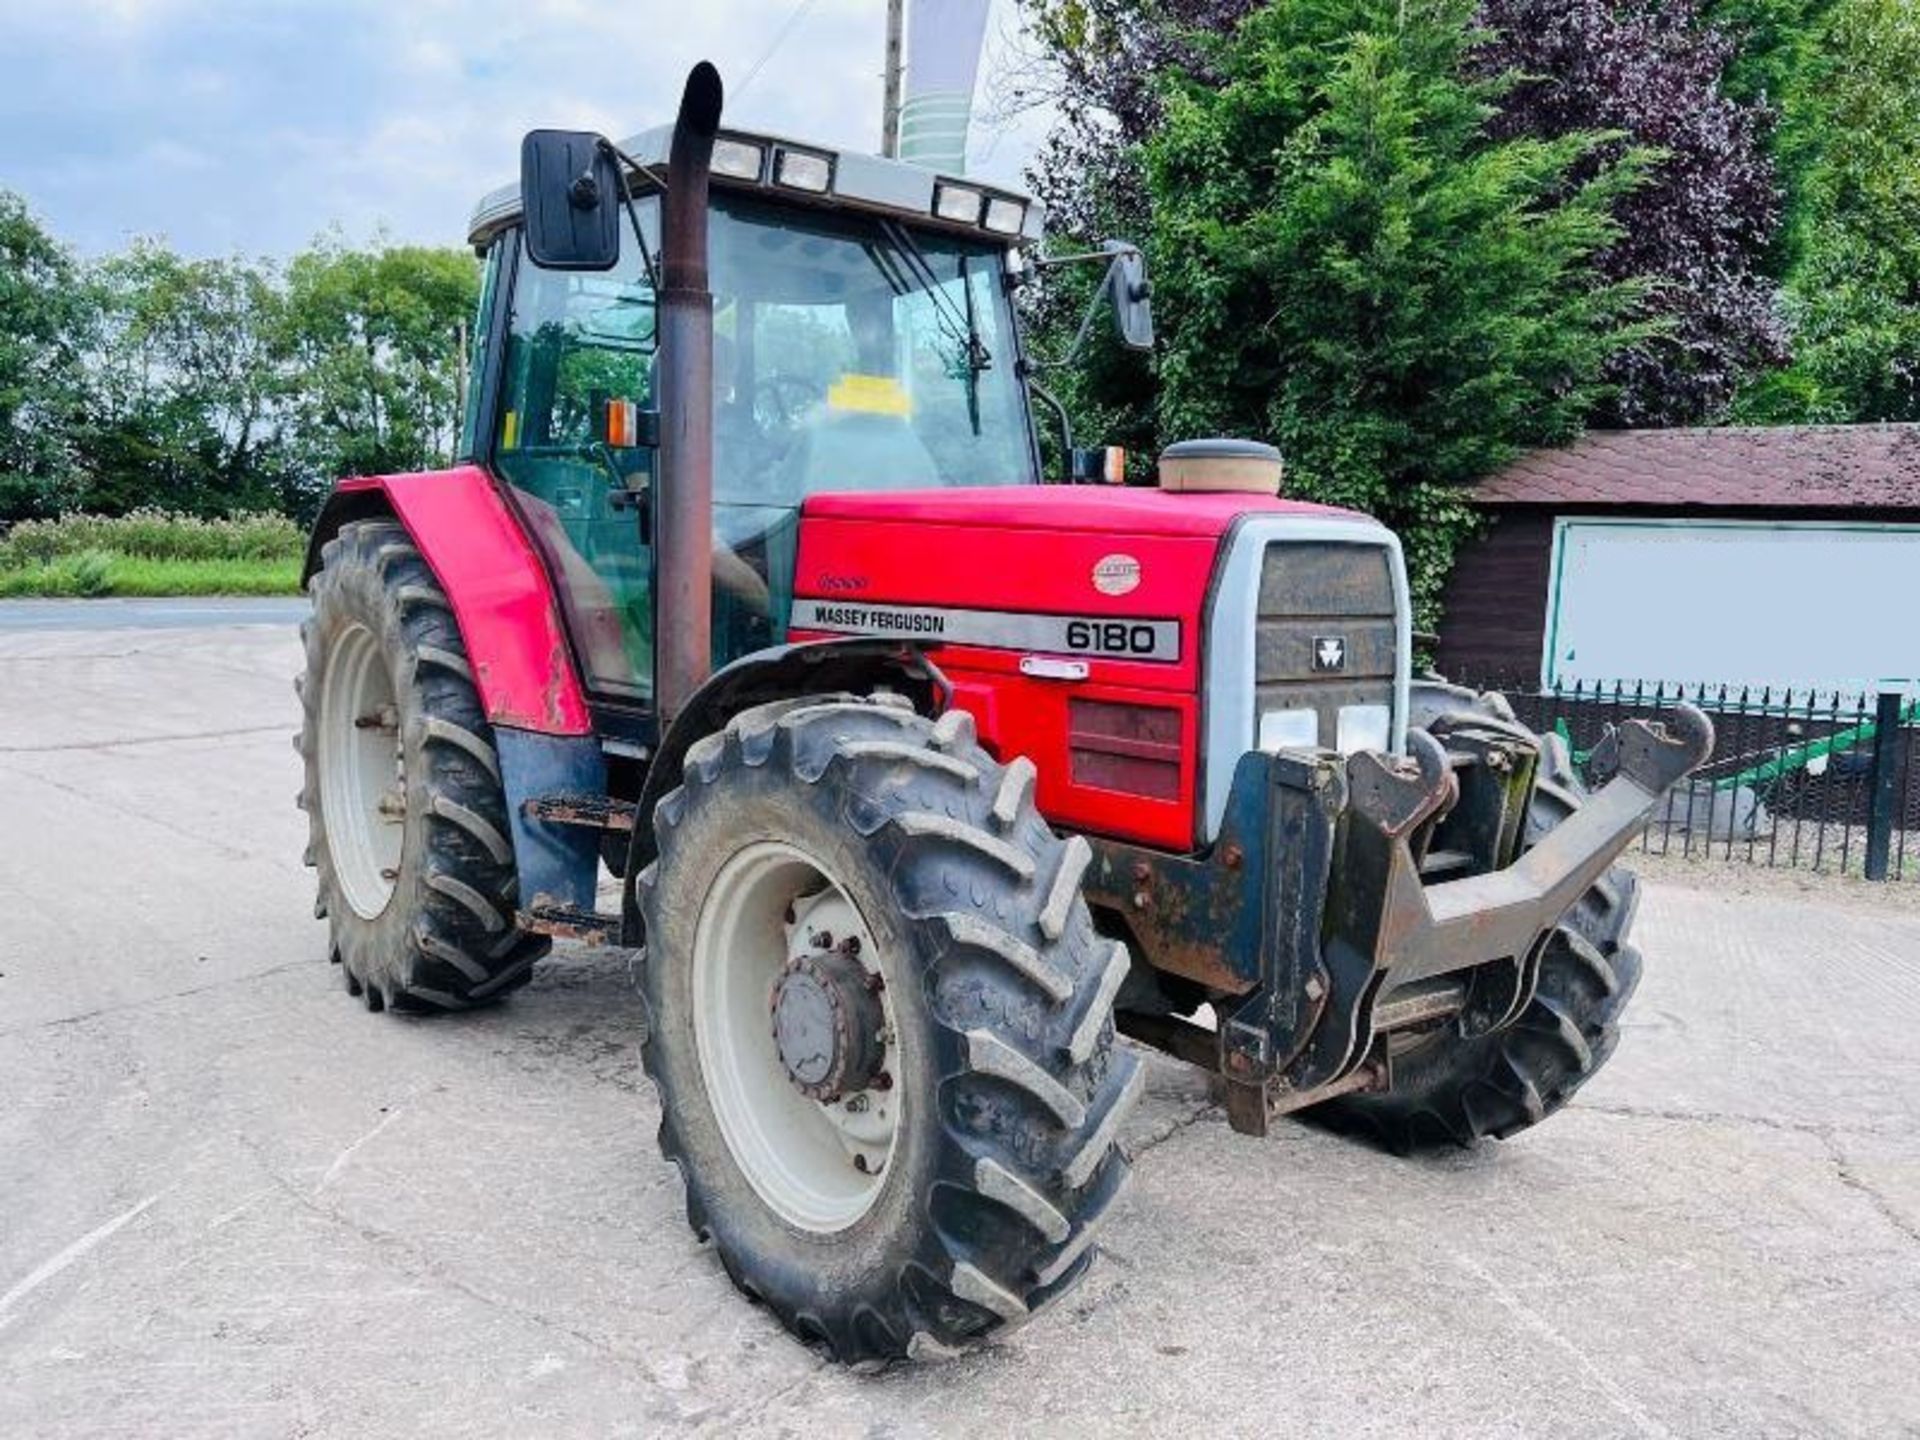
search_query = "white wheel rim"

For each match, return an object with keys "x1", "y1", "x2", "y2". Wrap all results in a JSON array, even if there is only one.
[
  {"x1": 692, "y1": 840, "x2": 903, "y2": 1233},
  {"x1": 318, "y1": 621, "x2": 404, "y2": 919}
]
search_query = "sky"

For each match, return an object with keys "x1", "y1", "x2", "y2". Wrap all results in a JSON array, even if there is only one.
[{"x1": 0, "y1": 0, "x2": 1055, "y2": 260}]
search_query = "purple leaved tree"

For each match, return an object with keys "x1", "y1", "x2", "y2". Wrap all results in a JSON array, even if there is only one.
[{"x1": 1470, "y1": 0, "x2": 1787, "y2": 424}]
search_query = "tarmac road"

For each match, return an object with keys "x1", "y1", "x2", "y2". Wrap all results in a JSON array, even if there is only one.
[
  {"x1": 0, "y1": 597, "x2": 307, "y2": 632},
  {"x1": 2, "y1": 611, "x2": 1917, "y2": 1438}
]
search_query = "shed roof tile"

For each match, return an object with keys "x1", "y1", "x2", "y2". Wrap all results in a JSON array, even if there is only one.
[{"x1": 1474, "y1": 425, "x2": 1920, "y2": 509}]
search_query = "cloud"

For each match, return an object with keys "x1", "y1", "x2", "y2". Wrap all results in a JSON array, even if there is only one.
[{"x1": 0, "y1": 0, "x2": 1057, "y2": 259}]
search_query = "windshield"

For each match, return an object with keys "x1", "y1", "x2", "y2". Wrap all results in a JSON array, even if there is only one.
[
  {"x1": 709, "y1": 193, "x2": 1035, "y2": 505},
  {"x1": 491, "y1": 190, "x2": 1034, "y2": 701}
]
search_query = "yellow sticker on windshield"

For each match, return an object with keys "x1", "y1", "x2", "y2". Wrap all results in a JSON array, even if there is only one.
[{"x1": 827, "y1": 374, "x2": 912, "y2": 417}]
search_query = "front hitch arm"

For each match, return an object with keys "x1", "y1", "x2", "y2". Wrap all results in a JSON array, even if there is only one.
[
  {"x1": 1284, "y1": 704, "x2": 1714, "y2": 1097},
  {"x1": 1085, "y1": 703, "x2": 1714, "y2": 1136}
]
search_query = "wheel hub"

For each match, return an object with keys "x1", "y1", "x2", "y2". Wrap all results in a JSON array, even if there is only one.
[
  {"x1": 769, "y1": 948, "x2": 886, "y2": 1103},
  {"x1": 318, "y1": 620, "x2": 404, "y2": 919},
  {"x1": 691, "y1": 844, "x2": 902, "y2": 1233}
]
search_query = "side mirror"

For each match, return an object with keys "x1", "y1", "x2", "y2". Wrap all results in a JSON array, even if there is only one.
[
  {"x1": 521, "y1": 129, "x2": 622, "y2": 271},
  {"x1": 1104, "y1": 241, "x2": 1154, "y2": 352}
]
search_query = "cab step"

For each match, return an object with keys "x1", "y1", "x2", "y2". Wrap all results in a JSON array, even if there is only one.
[
  {"x1": 518, "y1": 904, "x2": 622, "y2": 945},
  {"x1": 523, "y1": 794, "x2": 639, "y2": 832}
]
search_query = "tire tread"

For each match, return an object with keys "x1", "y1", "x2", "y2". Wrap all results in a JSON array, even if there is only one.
[
  {"x1": 636, "y1": 696, "x2": 1139, "y2": 1362},
  {"x1": 297, "y1": 518, "x2": 545, "y2": 1011}
]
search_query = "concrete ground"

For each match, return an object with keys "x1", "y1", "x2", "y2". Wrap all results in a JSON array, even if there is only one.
[{"x1": 2, "y1": 603, "x2": 1917, "y2": 1438}]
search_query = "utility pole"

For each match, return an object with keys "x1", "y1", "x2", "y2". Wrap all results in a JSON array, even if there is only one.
[{"x1": 881, "y1": 0, "x2": 904, "y2": 157}]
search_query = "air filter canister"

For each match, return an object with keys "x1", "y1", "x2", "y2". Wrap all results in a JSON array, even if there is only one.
[{"x1": 1157, "y1": 438, "x2": 1285, "y2": 495}]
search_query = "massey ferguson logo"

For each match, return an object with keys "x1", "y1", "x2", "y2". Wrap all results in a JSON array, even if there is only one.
[
  {"x1": 1313, "y1": 636, "x2": 1348, "y2": 673},
  {"x1": 1091, "y1": 553, "x2": 1142, "y2": 597}
]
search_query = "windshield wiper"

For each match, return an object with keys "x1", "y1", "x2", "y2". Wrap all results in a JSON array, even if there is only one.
[
  {"x1": 877, "y1": 219, "x2": 991, "y2": 375},
  {"x1": 958, "y1": 254, "x2": 983, "y2": 435}
]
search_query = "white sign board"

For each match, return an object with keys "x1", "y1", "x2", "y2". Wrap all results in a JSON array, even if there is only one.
[{"x1": 1543, "y1": 518, "x2": 1917, "y2": 693}]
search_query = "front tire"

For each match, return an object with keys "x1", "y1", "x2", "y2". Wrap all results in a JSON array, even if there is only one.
[
  {"x1": 298, "y1": 519, "x2": 547, "y2": 1012},
  {"x1": 1312, "y1": 681, "x2": 1643, "y2": 1151},
  {"x1": 637, "y1": 696, "x2": 1141, "y2": 1362}
]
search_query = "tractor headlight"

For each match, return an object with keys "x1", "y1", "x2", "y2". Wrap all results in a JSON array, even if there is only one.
[
  {"x1": 1258, "y1": 707, "x2": 1318, "y2": 753},
  {"x1": 983, "y1": 196, "x2": 1026, "y2": 235},
  {"x1": 934, "y1": 183, "x2": 984, "y2": 224},
  {"x1": 774, "y1": 147, "x2": 833, "y2": 193},
  {"x1": 1337, "y1": 703, "x2": 1391, "y2": 755},
  {"x1": 712, "y1": 138, "x2": 766, "y2": 182}
]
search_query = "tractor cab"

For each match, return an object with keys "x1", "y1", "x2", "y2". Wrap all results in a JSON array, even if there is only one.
[{"x1": 463, "y1": 122, "x2": 1062, "y2": 709}]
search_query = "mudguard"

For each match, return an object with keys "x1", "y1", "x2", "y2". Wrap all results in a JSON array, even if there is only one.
[
  {"x1": 618, "y1": 638, "x2": 949, "y2": 942},
  {"x1": 305, "y1": 468, "x2": 593, "y2": 736}
]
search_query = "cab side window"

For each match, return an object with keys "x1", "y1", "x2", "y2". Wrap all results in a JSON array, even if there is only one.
[
  {"x1": 494, "y1": 214, "x2": 660, "y2": 699},
  {"x1": 457, "y1": 240, "x2": 503, "y2": 462}
]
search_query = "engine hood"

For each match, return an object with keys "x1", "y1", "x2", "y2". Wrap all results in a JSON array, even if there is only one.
[
  {"x1": 801, "y1": 484, "x2": 1358, "y2": 539},
  {"x1": 788, "y1": 483, "x2": 1400, "y2": 852},
  {"x1": 790, "y1": 484, "x2": 1384, "y2": 699}
]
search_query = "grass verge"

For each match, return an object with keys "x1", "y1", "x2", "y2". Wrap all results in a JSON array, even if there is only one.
[
  {"x1": 0, "y1": 555, "x2": 303, "y2": 598},
  {"x1": 0, "y1": 509, "x2": 303, "y2": 567}
]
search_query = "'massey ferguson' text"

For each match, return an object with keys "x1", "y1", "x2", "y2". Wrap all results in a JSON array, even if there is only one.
[{"x1": 806, "y1": 604, "x2": 947, "y2": 636}]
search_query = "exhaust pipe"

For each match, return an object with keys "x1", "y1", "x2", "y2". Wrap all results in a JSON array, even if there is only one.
[{"x1": 655, "y1": 61, "x2": 723, "y2": 722}]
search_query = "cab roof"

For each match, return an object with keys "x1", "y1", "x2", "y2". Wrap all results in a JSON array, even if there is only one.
[{"x1": 467, "y1": 123, "x2": 1043, "y2": 252}]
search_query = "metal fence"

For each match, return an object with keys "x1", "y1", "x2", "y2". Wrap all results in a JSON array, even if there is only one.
[{"x1": 1453, "y1": 676, "x2": 1920, "y2": 883}]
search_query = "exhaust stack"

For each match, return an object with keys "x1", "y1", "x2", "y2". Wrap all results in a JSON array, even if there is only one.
[{"x1": 655, "y1": 62, "x2": 723, "y2": 722}]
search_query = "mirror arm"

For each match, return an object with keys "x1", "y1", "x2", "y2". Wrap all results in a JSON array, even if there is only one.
[
  {"x1": 1023, "y1": 371, "x2": 1074, "y2": 481},
  {"x1": 1029, "y1": 246, "x2": 1134, "y2": 271},
  {"x1": 598, "y1": 138, "x2": 665, "y2": 294},
  {"x1": 1022, "y1": 239, "x2": 1152, "y2": 368},
  {"x1": 1023, "y1": 259, "x2": 1117, "y2": 373}
]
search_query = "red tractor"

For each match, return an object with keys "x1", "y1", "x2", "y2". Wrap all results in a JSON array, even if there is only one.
[{"x1": 297, "y1": 65, "x2": 1711, "y2": 1362}]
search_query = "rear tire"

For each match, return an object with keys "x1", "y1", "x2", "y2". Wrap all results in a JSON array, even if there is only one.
[
  {"x1": 637, "y1": 696, "x2": 1141, "y2": 1362},
  {"x1": 298, "y1": 519, "x2": 547, "y2": 1012},
  {"x1": 1312, "y1": 681, "x2": 1642, "y2": 1152}
]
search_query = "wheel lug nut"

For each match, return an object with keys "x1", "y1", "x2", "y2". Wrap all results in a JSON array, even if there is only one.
[{"x1": 873, "y1": 1070, "x2": 892, "y2": 1091}]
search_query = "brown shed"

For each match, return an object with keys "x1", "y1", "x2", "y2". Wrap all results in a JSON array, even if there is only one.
[{"x1": 1435, "y1": 424, "x2": 1920, "y2": 690}]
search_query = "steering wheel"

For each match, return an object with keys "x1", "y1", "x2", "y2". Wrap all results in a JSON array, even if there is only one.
[{"x1": 753, "y1": 374, "x2": 824, "y2": 436}]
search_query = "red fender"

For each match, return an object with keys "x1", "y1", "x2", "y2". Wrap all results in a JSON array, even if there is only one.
[{"x1": 309, "y1": 468, "x2": 593, "y2": 735}]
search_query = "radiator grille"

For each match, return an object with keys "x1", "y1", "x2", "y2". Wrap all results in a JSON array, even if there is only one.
[{"x1": 1253, "y1": 541, "x2": 1397, "y2": 746}]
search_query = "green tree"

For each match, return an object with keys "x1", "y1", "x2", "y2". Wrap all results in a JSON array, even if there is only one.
[
  {"x1": 1736, "y1": 0, "x2": 1920, "y2": 422},
  {"x1": 79, "y1": 243, "x2": 292, "y2": 516},
  {"x1": 1142, "y1": 0, "x2": 1651, "y2": 622},
  {"x1": 0, "y1": 192, "x2": 90, "y2": 523},
  {"x1": 280, "y1": 240, "x2": 479, "y2": 496},
  {"x1": 1706, "y1": 0, "x2": 1833, "y2": 109}
]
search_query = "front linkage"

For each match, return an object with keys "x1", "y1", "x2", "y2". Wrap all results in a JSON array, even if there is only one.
[{"x1": 1086, "y1": 704, "x2": 1714, "y2": 1135}]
